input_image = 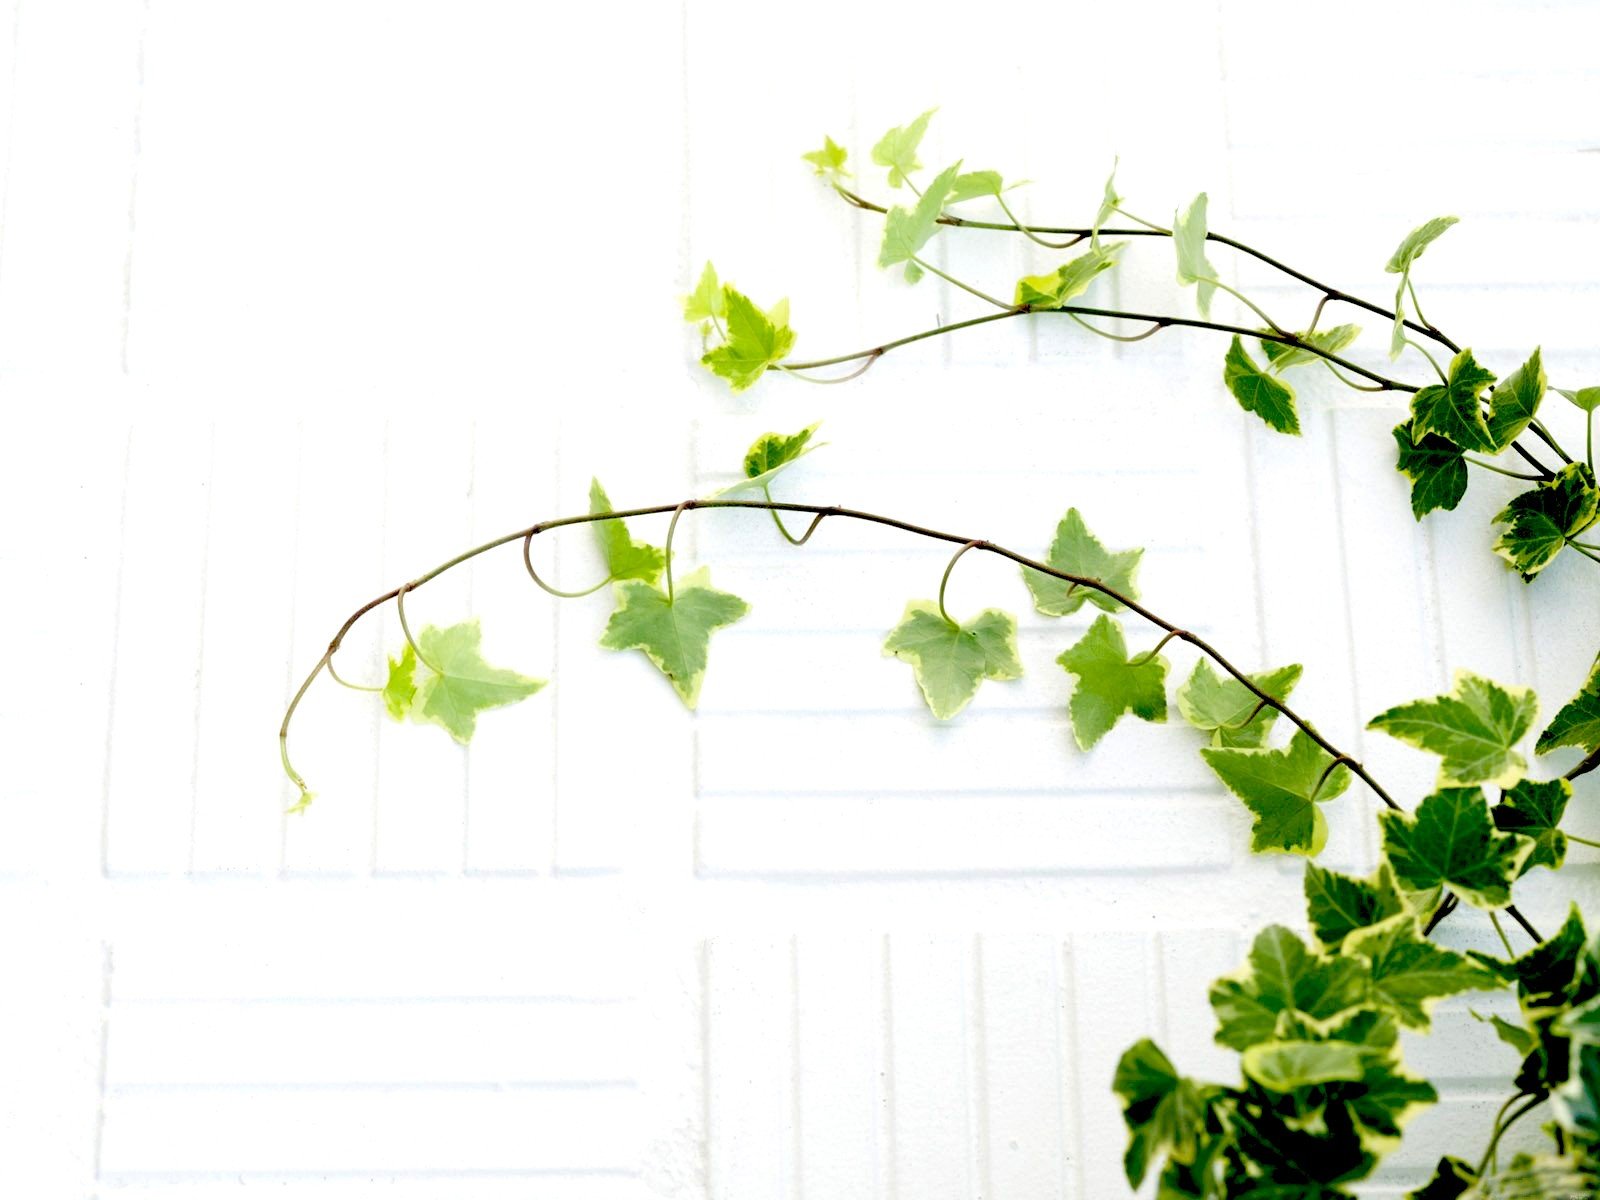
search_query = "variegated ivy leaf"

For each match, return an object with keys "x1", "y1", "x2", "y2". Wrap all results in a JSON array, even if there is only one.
[
  {"x1": 1111, "y1": 1039, "x2": 1210, "y2": 1189},
  {"x1": 1385, "y1": 215, "x2": 1457, "y2": 359},
  {"x1": 1241, "y1": 1040, "x2": 1364, "y2": 1091},
  {"x1": 715, "y1": 423, "x2": 822, "y2": 497},
  {"x1": 1020, "y1": 507, "x2": 1142, "y2": 617},
  {"x1": 599, "y1": 566, "x2": 749, "y2": 708},
  {"x1": 946, "y1": 169, "x2": 1004, "y2": 204},
  {"x1": 382, "y1": 621, "x2": 546, "y2": 745},
  {"x1": 1557, "y1": 385, "x2": 1600, "y2": 414},
  {"x1": 1056, "y1": 614, "x2": 1168, "y2": 750},
  {"x1": 1366, "y1": 670, "x2": 1537, "y2": 788},
  {"x1": 1208, "y1": 925, "x2": 1367, "y2": 1051},
  {"x1": 1493, "y1": 777, "x2": 1574, "y2": 875},
  {"x1": 1260, "y1": 323, "x2": 1361, "y2": 373},
  {"x1": 1493, "y1": 462, "x2": 1600, "y2": 580},
  {"x1": 1177, "y1": 658, "x2": 1301, "y2": 749},
  {"x1": 1393, "y1": 421, "x2": 1468, "y2": 519},
  {"x1": 589, "y1": 479, "x2": 667, "y2": 585},
  {"x1": 1538, "y1": 654, "x2": 1600, "y2": 755},
  {"x1": 1345, "y1": 914, "x2": 1502, "y2": 1030},
  {"x1": 1013, "y1": 241, "x2": 1125, "y2": 309},
  {"x1": 682, "y1": 261, "x2": 726, "y2": 323},
  {"x1": 1303, "y1": 862, "x2": 1404, "y2": 952},
  {"x1": 1486, "y1": 347, "x2": 1546, "y2": 452},
  {"x1": 1172, "y1": 193, "x2": 1219, "y2": 317},
  {"x1": 800, "y1": 135, "x2": 849, "y2": 180},
  {"x1": 1409, "y1": 349, "x2": 1497, "y2": 453},
  {"x1": 1379, "y1": 788, "x2": 1533, "y2": 910},
  {"x1": 1201, "y1": 730, "x2": 1350, "y2": 856},
  {"x1": 700, "y1": 284, "x2": 796, "y2": 392},
  {"x1": 871, "y1": 108, "x2": 936, "y2": 188},
  {"x1": 1223, "y1": 335, "x2": 1299, "y2": 435},
  {"x1": 882, "y1": 601, "x2": 1022, "y2": 720},
  {"x1": 879, "y1": 161, "x2": 962, "y2": 281}
]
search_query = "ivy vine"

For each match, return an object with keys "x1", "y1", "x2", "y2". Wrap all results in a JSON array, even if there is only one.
[{"x1": 280, "y1": 113, "x2": 1600, "y2": 1196}]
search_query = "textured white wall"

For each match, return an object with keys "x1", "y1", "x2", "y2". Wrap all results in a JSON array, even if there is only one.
[{"x1": 3, "y1": 1, "x2": 1600, "y2": 1196}]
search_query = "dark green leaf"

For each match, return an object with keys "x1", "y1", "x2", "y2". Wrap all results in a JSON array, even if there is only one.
[
  {"x1": 1379, "y1": 788, "x2": 1533, "y2": 910},
  {"x1": 1260, "y1": 324, "x2": 1360, "y2": 372},
  {"x1": 715, "y1": 423, "x2": 822, "y2": 497},
  {"x1": 1486, "y1": 347, "x2": 1546, "y2": 451},
  {"x1": 1346, "y1": 914, "x2": 1502, "y2": 1029},
  {"x1": 1021, "y1": 507, "x2": 1142, "y2": 616},
  {"x1": 1393, "y1": 421, "x2": 1468, "y2": 519},
  {"x1": 1493, "y1": 777, "x2": 1573, "y2": 874},
  {"x1": 1537, "y1": 654, "x2": 1600, "y2": 754},
  {"x1": 1224, "y1": 336, "x2": 1299, "y2": 435},
  {"x1": 1303, "y1": 862, "x2": 1403, "y2": 951},
  {"x1": 1405, "y1": 1157, "x2": 1476, "y2": 1200},
  {"x1": 1201, "y1": 731, "x2": 1350, "y2": 856},
  {"x1": 1493, "y1": 462, "x2": 1600, "y2": 580},
  {"x1": 1112, "y1": 1038, "x2": 1210, "y2": 1188},
  {"x1": 1177, "y1": 659, "x2": 1301, "y2": 749},
  {"x1": 1409, "y1": 349, "x2": 1497, "y2": 452},
  {"x1": 1056, "y1": 614, "x2": 1168, "y2": 750}
]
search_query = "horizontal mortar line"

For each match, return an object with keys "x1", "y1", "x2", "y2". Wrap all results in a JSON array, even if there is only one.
[
  {"x1": 106, "y1": 1079, "x2": 637, "y2": 1095},
  {"x1": 694, "y1": 785, "x2": 1225, "y2": 799},
  {"x1": 110, "y1": 995, "x2": 634, "y2": 1008},
  {"x1": 692, "y1": 864, "x2": 1239, "y2": 883},
  {"x1": 98, "y1": 1167, "x2": 643, "y2": 1184}
]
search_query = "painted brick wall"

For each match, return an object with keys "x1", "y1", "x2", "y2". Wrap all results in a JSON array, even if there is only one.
[{"x1": 3, "y1": 1, "x2": 1600, "y2": 1196}]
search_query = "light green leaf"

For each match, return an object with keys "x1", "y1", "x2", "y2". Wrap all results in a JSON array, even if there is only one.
[
  {"x1": 1173, "y1": 193, "x2": 1218, "y2": 317},
  {"x1": 1177, "y1": 658, "x2": 1302, "y2": 749},
  {"x1": 1111, "y1": 1038, "x2": 1209, "y2": 1188},
  {"x1": 400, "y1": 621, "x2": 547, "y2": 744},
  {"x1": 1346, "y1": 914, "x2": 1502, "y2": 1029},
  {"x1": 1409, "y1": 349, "x2": 1498, "y2": 452},
  {"x1": 1557, "y1": 385, "x2": 1600, "y2": 414},
  {"x1": 383, "y1": 642, "x2": 418, "y2": 720},
  {"x1": 682, "y1": 261, "x2": 726, "y2": 323},
  {"x1": 871, "y1": 108, "x2": 936, "y2": 189},
  {"x1": 1224, "y1": 336, "x2": 1299, "y2": 436},
  {"x1": 1493, "y1": 462, "x2": 1600, "y2": 580},
  {"x1": 1538, "y1": 655, "x2": 1600, "y2": 754},
  {"x1": 879, "y1": 161, "x2": 963, "y2": 279},
  {"x1": 1366, "y1": 669, "x2": 1537, "y2": 788},
  {"x1": 1201, "y1": 730, "x2": 1351, "y2": 856},
  {"x1": 1056, "y1": 614, "x2": 1168, "y2": 750},
  {"x1": 1091, "y1": 158, "x2": 1120, "y2": 251},
  {"x1": 1013, "y1": 241, "x2": 1126, "y2": 309},
  {"x1": 1386, "y1": 216, "x2": 1459, "y2": 275},
  {"x1": 1487, "y1": 347, "x2": 1546, "y2": 451},
  {"x1": 599, "y1": 566, "x2": 750, "y2": 708},
  {"x1": 1379, "y1": 787, "x2": 1533, "y2": 910},
  {"x1": 1482, "y1": 1011, "x2": 1537, "y2": 1058},
  {"x1": 801, "y1": 135, "x2": 849, "y2": 180},
  {"x1": 589, "y1": 479, "x2": 667, "y2": 585},
  {"x1": 1493, "y1": 777, "x2": 1573, "y2": 874},
  {"x1": 714, "y1": 424, "x2": 823, "y2": 497},
  {"x1": 1303, "y1": 862, "x2": 1403, "y2": 952},
  {"x1": 947, "y1": 169, "x2": 1003, "y2": 204},
  {"x1": 1260, "y1": 324, "x2": 1361, "y2": 372},
  {"x1": 701, "y1": 285, "x2": 796, "y2": 392},
  {"x1": 1242, "y1": 1040, "x2": 1365, "y2": 1091},
  {"x1": 1209, "y1": 926, "x2": 1368, "y2": 1051},
  {"x1": 883, "y1": 602, "x2": 1022, "y2": 720},
  {"x1": 1393, "y1": 421, "x2": 1468, "y2": 519},
  {"x1": 1021, "y1": 507, "x2": 1142, "y2": 616}
]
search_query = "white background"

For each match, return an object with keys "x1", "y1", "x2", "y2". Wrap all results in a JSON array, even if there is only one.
[{"x1": 3, "y1": 0, "x2": 1600, "y2": 1196}]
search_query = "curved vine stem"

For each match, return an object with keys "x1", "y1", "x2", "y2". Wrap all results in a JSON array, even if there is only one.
[
  {"x1": 395, "y1": 585, "x2": 439, "y2": 674},
  {"x1": 325, "y1": 658, "x2": 383, "y2": 693},
  {"x1": 281, "y1": 499, "x2": 1402, "y2": 815},
  {"x1": 937, "y1": 540, "x2": 983, "y2": 625},
  {"x1": 522, "y1": 531, "x2": 612, "y2": 599}
]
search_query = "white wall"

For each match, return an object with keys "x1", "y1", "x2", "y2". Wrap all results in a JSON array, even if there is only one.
[{"x1": 3, "y1": 1, "x2": 1600, "y2": 1196}]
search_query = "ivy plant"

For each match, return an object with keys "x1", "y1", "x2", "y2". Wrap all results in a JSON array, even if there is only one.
[{"x1": 279, "y1": 113, "x2": 1600, "y2": 1194}]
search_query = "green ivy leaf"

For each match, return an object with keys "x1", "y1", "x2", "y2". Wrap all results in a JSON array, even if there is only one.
[
  {"x1": 1409, "y1": 349, "x2": 1498, "y2": 453},
  {"x1": 1379, "y1": 787, "x2": 1533, "y2": 910},
  {"x1": 883, "y1": 602, "x2": 1022, "y2": 720},
  {"x1": 1304, "y1": 862, "x2": 1403, "y2": 952},
  {"x1": 1209, "y1": 926, "x2": 1368, "y2": 1051},
  {"x1": 1537, "y1": 655, "x2": 1600, "y2": 754},
  {"x1": 382, "y1": 642, "x2": 419, "y2": 720},
  {"x1": 1386, "y1": 216, "x2": 1459, "y2": 276},
  {"x1": 589, "y1": 479, "x2": 667, "y2": 585},
  {"x1": 871, "y1": 109, "x2": 936, "y2": 188},
  {"x1": 1405, "y1": 1157, "x2": 1476, "y2": 1200},
  {"x1": 1177, "y1": 659, "x2": 1302, "y2": 749},
  {"x1": 1366, "y1": 670, "x2": 1537, "y2": 788},
  {"x1": 1056, "y1": 614, "x2": 1168, "y2": 750},
  {"x1": 599, "y1": 566, "x2": 750, "y2": 708},
  {"x1": 682, "y1": 261, "x2": 726, "y2": 323},
  {"x1": 1493, "y1": 777, "x2": 1573, "y2": 874},
  {"x1": 947, "y1": 169, "x2": 1003, "y2": 204},
  {"x1": 1486, "y1": 347, "x2": 1546, "y2": 451},
  {"x1": 387, "y1": 621, "x2": 547, "y2": 744},
  {"x1": 1013, "y1": 241, "x2": 1126, "y2": 309},
  {"x1": 1260, "y1": 324, "x2": 1361, "y2": 372},
  {"x1": 1345, "y1": 914, "x2": 1502, "y2": 1030},
  {"x1": 1111, "y1": 1038, "x2": 1209, "y2": 1188},
  {"x1": 1557, "y1": 385, "x2": 1600, "y2": 414},
  {"x1": 1201, "y1": 731, "x2": 1350, "y2": 856},
  {"x1": 879, "y1": 161, "x2": 963, "y2": 279},
  {"x1": 1223, "y1": 336, "x2": 1299, "y2": 436},
  {"x1": 800, "y1": 135, "x2": 849, "y2": 180},
  {"x1": 701, "y1": 285, "x2": 796, "y2": 392},
  {"x1": 714, "y1": 423, "x2": 822, "y2": 498},
  {"x1": 1393, "y1": 421, "x2": 1468, "y2": 519},
  {"x1": 1092, "y1": 158, "x2": 1120, "y2": 251},
  {"x1": 1173, "y1": 193, "x2": 1219, "y2": 317},
  {"x1": 1505, "y1": 906, "x2": 1589, "y2": 1013},
  {"x1": 1493, "y1": 462, "x2": 1600, "y2": 580},
  {"x1": 1242, "y1": 1040, "x2": 1364, "y2": 1091},
  {"x1": 1020, "y1": 507, "x2": 1142, "y2": 617}
]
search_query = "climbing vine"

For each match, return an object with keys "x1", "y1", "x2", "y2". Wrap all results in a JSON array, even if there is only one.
[{"x1": 280, "y1": 114, "x2": 1600, "y2": 1196}]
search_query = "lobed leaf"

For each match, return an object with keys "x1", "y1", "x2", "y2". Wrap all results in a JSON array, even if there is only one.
[
  {"x1": 871, "y1": 109, "x2": 936, "y2": 188},
  {"x1": 1392, "y1": 421, "x2": 1467, "y2": 519},
  {"x1": 1056, "y1": 614, "x2": 1168, "y2": 750},
  {"x1": 1345, "y1": 914, "x2": 1501, "y2": 1030},
  {"x1": 716, "y1": 423, "x2": 822, "y2": 497},
  {"x1": 883, "y1": 602, "x2": 1022, "y2": 720},
  {"x1": 1486, "y1": 347, "x2": 1546, "y2": 452},
  {"x1": 682, "y1": 261, "x2": 726, "y2": 323},
  {"x1": 1379, "y1": 787, "x2": 1532, "y2": 910},
  {"x1": 1537, "y1": 654, "x2": 1600, "y2": 754},
  {"x1": 1408, "y1": 349, "x2": 1497, "y2": 453},
  {"x1": 1493, "y1": 461, "x2": 1600, "y2": 580},
  {"x1": 1020, "y1": 507, "x2": 1142, "y2": 617},
  {"x1": 599, "y1": 566, "x2": 749, "y2": 708},
  {"x1": 383, "y1": 621, "x2": 546, "y2": 745},
  {"x1": 701, "y1": 285, "x2": 796, "y2": 392},
  {"x1": 1012, "y1": 241, "x2": 1125, "y2": 309},
  {"x1": 1366, "y1": 669, "x2": 1537, "y2": 788},
  {"x1": 1492, "y1": 777, "x2": 1573, "y2": 874},
  {"x1": 1260, "y1": 323, "x2": 1361, "y2": 373},
  {"x1": 1208, "y1": 925, "x2": 1367, "y2": 1051},
  {"x1": 1111, "y1": 1038, "x2": 1210, "y2": 1188},
  {"x1": 1177, "y1": 659, "x2": 1301, "y2": 749},
  {"x1": 1303, "y1": 862, "x2": 1403, "y2": 952},
  {"x1": 800, "y1": 135, "x2": 849, "y2": 180},
  {"x1": 590, "y1": 479, "x2": 667, "y2": 585},
  {"x1": 1202, "y1": 730, "x2": 1350, "y2": 856},
  {"x1": 879, "y1": 161, "x2": 963, "y2": 279},
  {"x1": 1224, "y1": 335, "x2": 1299, "y2": 436}
]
